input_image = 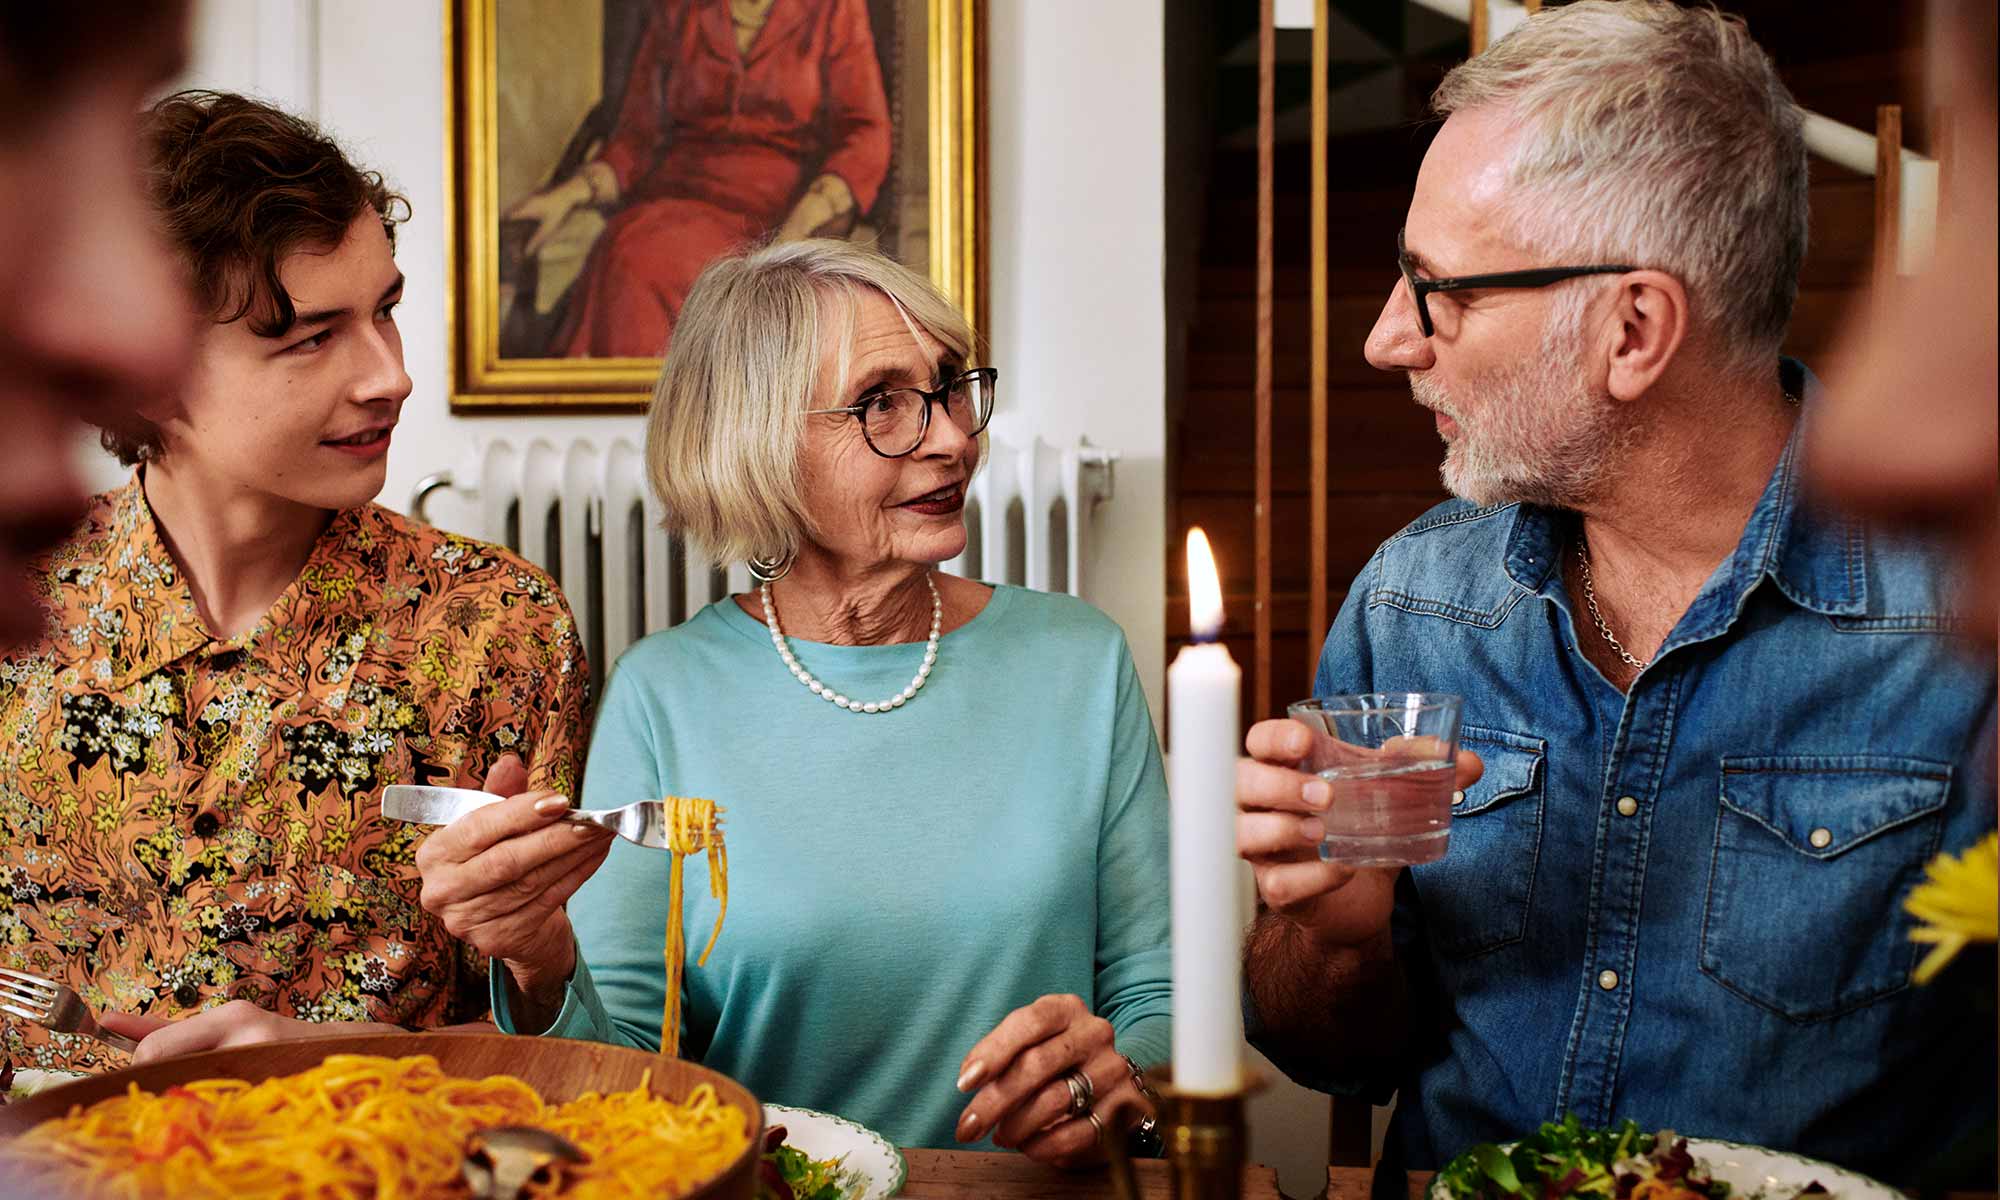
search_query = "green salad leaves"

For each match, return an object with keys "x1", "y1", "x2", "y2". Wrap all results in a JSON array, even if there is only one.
[
  {"x1": 754, "y1": 1125, "x2": 846, "y2": 1200},
  {"x1": 1434, "y1": 1117, "x2": 1732, "y2": 1200}
]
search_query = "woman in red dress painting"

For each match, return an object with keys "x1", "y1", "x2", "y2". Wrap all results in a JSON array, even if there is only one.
[{"x1": 510, "y1": 0, "x2": 893, "y2": 358}]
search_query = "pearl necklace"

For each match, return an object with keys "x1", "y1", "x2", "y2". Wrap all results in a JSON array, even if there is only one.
[{"x1": 760, "y1": 574, "x2": 940, "y2": 714}]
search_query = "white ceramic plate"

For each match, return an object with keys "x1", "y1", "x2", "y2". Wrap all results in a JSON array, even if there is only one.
[
  {"x1": 1430, "y1": 1138, "x2": 1899, "y2": 1200},
  {"x1": 762, "y1": 1103, "x2": 905, "y2": 1200},
  {"x1": 1689, "y1": 1139, "x2": 1900, "y2": 1200},
  {"x1": 4, "y1": 1067, "x2": 87, "y2": 1103}
]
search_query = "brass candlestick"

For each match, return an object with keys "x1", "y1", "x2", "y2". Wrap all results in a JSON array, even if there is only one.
[{"x1": 1104, "y1": 1066, "x2": 1265, "y2": 1200}]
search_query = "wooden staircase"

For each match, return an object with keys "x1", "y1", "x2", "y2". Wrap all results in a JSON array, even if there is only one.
[{"x1": 1169, "y1": 130, "x2": 1453, "y2": 728}]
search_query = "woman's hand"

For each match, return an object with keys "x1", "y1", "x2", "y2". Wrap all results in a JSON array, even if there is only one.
[
  {"x1": 100, "y1": 1003, "x2": 401, "y2": 1065},
  {"x1": 951, "y1": 994, "x2": 1149, "y2": 1168},
  {"x1": 414, "y1": 755, "x2": 615, "y2": 1027},
  {"x1": 774, "y1": 173, "x2": 858, "y2": 242},
  {"x1": 505, "y1": 173, "x2": 594, "y2": 257}
]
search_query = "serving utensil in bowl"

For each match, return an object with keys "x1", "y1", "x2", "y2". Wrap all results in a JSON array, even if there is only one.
[{"x1": 464, "y1": 1124, "x2": 590, "y2": 1200}]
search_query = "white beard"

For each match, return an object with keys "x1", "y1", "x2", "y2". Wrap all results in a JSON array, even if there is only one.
[{"x1": 1411, "y1": 311, "x2": 1633, "y2": 509}]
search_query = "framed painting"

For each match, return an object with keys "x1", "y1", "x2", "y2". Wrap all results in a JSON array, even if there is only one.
[{"x1": 446, "y1": 0, "x2": 986, "y2": 411}]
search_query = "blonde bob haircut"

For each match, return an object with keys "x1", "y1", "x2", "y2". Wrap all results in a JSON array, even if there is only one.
[{"x1": 646, "y1": 238, "x2": 978, "y2": 567}]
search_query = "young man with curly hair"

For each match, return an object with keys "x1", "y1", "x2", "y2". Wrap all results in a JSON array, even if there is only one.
[{"x1": 1, "y1": 92, "x2": 597, "y2": 1069}]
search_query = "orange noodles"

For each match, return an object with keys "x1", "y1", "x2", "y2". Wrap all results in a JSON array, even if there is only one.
[
  {"x1": 0, "y1": 1053, "x2": 749, "y2": 1198},
  {"x1": 660, "y1": 795, "x2": 727, "y2": 1061}
]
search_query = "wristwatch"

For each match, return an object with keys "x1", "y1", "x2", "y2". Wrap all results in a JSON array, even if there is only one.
[{"x1": 1119, "y1": 1053, "x2": 1165, "y2": 1158}]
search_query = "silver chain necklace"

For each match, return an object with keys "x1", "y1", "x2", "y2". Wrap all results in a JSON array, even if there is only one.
[
  {"x1": 759, "y1": 573, "x2": 940, "y2": 713},
  {"x1": 1574, "y1": 391, "x2": 1797, "y2": 676},
  {"x1": 1577, "y1": 537, "x2": 1649, "y2": 671}
]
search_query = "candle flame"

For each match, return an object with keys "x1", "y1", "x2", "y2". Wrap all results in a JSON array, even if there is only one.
[{"x1": 1186, "y1": 527, "x2": 1224, "y2": 639}]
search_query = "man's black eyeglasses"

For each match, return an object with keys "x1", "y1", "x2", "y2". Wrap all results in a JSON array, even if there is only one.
[
  {"x1": 807, "y1": 366, "x2": 997, "y2": 458},
  {"x1": 1397, "y1": 228, "x2": 1637, "y2": 338}
]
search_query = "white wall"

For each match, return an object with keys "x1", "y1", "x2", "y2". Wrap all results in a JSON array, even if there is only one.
[
  {"x1": 985, "y1": 1, "x2": 1167, "y2": 721},
  {"x1": 168, "y1": 0, "x2": 1167, "y2": 726}
]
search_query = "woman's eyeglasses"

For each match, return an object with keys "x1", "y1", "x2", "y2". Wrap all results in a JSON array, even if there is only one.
[{"x1": 808, "y1": 367, "x2": 998, "y2": 458}]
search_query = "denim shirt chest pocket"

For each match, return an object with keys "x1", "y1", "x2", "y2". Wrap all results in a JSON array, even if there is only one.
[
  {"x1": 1701, "y1": 755, "x2": 1952, "y2": 1023},
  {"x1": 1410, "y1": 726, "x2": 1546, "y2": 960}
]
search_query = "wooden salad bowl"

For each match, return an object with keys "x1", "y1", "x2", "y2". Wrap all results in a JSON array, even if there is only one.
[{"x1": 0, "y1": 1032, "x2": 763, "y2": 1199}]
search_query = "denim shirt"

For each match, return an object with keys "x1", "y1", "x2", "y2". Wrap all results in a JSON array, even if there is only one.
[{"x1": 1263, "y1": 365, "x2": 1998, "y2": 1178}]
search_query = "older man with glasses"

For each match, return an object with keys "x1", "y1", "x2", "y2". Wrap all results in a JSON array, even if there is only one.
[{"x1": 1235, "y1": 0, "x2": 1995, "y2": 1183}]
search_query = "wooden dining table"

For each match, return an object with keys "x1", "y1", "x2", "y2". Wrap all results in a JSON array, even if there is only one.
[
  {"x1": 1325, "y1": 1167, "x2": 1428, "y2": 1199},
  {"x1": 902, "y1": 1160, "x2": 2000, "y2": 1200},
  {"x1": 897, "y1": 1148, "x2": 1285, "y2": 1198},
  {"x1": 1324, "y1": 1166, "x2": 2000, "y2": 1200}
]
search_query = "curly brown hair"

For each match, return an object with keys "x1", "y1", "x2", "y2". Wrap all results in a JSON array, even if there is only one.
[{"x1": 99, "y1": 90, "x2": 410, "y2": 466}]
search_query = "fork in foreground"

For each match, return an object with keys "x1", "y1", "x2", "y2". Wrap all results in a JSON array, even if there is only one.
[{"x1": 0, "y1": 966, "x2": 140, "y2": 1054}]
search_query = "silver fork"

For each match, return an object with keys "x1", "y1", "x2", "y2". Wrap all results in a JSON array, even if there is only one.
[
  {"x1": 0, "y1": 967, "x2": 140, "y2": 1054},
  {"x1": 381, "y1": 785, "x2": 723, "y2": 852}
]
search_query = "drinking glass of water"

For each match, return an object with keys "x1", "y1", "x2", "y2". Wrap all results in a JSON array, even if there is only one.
[{"x1": 1286, "y1": 693, "x2": 1463, "y2": 867}]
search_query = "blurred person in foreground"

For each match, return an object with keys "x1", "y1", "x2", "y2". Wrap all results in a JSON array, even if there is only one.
[
  {"x1": 1808, "y1": 11, "x2": 1999, "y2": 1179},
  {"x1": 1810, "y1": 2, "x2": 1998, "y2": 648},
  {"x1": 1234, "y1": 1, "x2": 1996, "y2": 1180},
  {"x1": 0, "y1": 92, "x2": 589, "y2": 1071},
  {"x1": 0, "y1": 0, "x2": 194, "y2": 1106},
  {"x1": 414, "y1": 240, "x2": 1171, "y2": 1164},
  {"x1": 0, "y1": 3, "x2": 194, "y2": 650}
]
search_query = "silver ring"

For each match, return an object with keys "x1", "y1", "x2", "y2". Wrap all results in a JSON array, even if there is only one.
[
  {"x1": 1084, "y1": 1107, "x2": 1105, "y2": 1139},
  {"x1": 1062, "y1": 1068, "x2": 1093, "y2": 1116}
]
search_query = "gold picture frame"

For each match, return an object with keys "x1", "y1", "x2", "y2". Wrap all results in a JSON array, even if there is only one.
[{"x1": 445, "y1": 0, "x2": 987, "y2": 412}]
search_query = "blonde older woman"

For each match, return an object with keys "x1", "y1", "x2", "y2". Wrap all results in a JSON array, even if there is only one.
[{"x1": 416, "y1": 240, "x2": 1169, "y2": 1164}]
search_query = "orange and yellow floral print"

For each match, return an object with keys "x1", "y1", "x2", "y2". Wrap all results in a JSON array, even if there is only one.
[{"x1": 0, "y1": 477, "x2": 589, "y2": 1070}]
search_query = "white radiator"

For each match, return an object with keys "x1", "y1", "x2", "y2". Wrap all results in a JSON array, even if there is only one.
[{"x1": 410, "y1": 436, "x2": 1117, "y2": 687}]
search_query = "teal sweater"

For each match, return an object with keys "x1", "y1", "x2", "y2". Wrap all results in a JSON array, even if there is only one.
[{"x1": 492, "y1": 585, "x2": 1172, "y2": 1150}]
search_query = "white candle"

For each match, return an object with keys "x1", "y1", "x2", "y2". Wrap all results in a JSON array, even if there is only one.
[{"x1": 1168, "y1": 527, "x2": 1245, "y2": 1093}]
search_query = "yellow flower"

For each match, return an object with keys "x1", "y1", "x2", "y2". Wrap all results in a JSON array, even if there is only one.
[
  {"x1": 303, "y1": 885, "x2": 339, "y2": 921},
  {"x1": 1907, "y1": 831, "x2": 1999, "y2": 984}
]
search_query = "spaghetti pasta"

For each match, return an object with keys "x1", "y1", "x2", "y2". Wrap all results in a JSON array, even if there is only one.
[
  {"x1": 660, "y1": 796, "x2": 727, "y2": 1061},
  {"x1": 0, "y1": 1053, "x2": 748, "y2": 1198}
]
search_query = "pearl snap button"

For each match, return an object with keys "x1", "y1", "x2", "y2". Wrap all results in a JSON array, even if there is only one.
[
  {"x1": 1809, "y1": 827, "x2": 1833, "y2": 849},
  {"x1": 1451, "y1": 790, "x2": 1466, "y2": 806},
  {"x1": 1598, "y1": 970, "x2": 1619, "y2": 991},
  {"x1": 1616, "y1": 796, "x2": 1638, "y2": 817}
]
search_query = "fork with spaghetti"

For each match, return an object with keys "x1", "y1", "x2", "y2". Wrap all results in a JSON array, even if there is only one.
[
  {"x1": 659, "y1": 796, "x2": 727, "y2": 1061},
  {"x1": 380, "y1": 785, "x2": 728, "y2": 1062}
]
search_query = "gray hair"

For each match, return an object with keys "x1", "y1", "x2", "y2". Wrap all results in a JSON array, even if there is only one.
[
  {"x1": 645, "y1": 238, "x2": 977, "y2": 566},
  {"x1": 1432, "y1": 0, "x2": 1808, "y2": 372}
]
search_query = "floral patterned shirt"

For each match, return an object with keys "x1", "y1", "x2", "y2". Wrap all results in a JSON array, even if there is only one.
[{"x1": 0, "y1": 477, "x2": 589, "y2": 1069}]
